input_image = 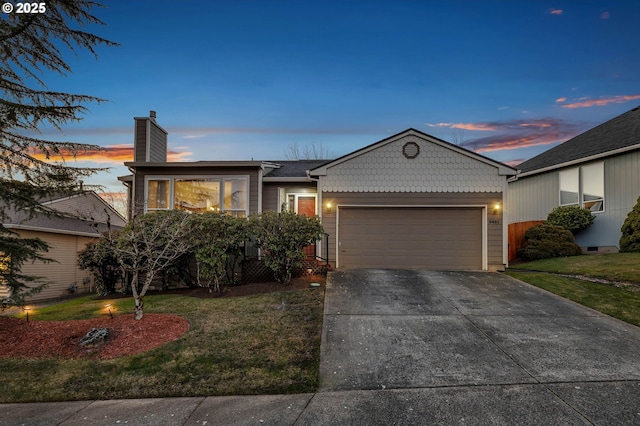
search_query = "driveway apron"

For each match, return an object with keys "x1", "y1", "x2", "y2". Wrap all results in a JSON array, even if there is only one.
[{"x1": 311, "y1": 269, "x2": 640, "y2": 424}]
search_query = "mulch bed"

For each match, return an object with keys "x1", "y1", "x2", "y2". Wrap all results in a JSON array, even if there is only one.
[
  {"x1": 0, "y1": 314, "x2": 189, "y2": 360},
  {"x1": 0, "y1": 275, "x2": 325, "y2": 360}
]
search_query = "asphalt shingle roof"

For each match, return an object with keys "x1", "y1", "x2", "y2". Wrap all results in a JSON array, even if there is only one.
[
  {"x1": 517, "y1": 105, "x2": 640, "y2": 174},
  {"x1": 263, "y1": 160, "x2": 331, "y2": 178}
]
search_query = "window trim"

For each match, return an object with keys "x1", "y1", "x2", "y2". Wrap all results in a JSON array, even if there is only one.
[
  {"x1": 558, "y1": 162, "x2": 605, "y2": 214},
  {"x1": 144, "y1": 175, "x2": 250, "y2": 216}
]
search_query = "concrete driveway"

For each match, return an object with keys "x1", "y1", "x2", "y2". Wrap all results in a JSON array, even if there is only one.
[
  {"x1": 300, "y1": 269, "x2": 640, "y2": 424},
  {"x1": 4, "y1": 269, "x2": 640, "y2": 425}
]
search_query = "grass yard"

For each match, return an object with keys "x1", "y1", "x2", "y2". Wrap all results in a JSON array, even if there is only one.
[
  {"x1": 507, "y1": 253, "x2": 640, "y2": 328},
  {"x1": 509, "y1": 252, "x2": 640, "y2": 283},
  {"x1": 0, "y1": 287, "x2": 324, "y2": 403}
]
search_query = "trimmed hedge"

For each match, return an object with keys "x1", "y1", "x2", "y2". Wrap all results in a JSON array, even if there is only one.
[
  {"x1": 518, "y1": 223, "x2": 582, "y2": 261},
  {"x1": 546, "y1": 205, "x2": 594, "y2": 234}
]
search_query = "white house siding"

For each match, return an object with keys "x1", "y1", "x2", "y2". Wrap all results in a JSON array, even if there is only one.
[
  {"x1": 508, "y1": 151, "x2": 640, "y2": 250},
  {"x1": 14, "y1": 230, "x2": 95, "y2": 302},
  {"x1": 576, "y1": 152, "x2": 640, "y2": 249},
  {"x1": 507, "y1": 173, "x2": 559, "y2": 223}
]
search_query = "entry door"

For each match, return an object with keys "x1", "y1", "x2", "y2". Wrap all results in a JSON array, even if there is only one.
[
  {"x1": 297, "y1": 196, "x2": 316, "y2": 217},
  {"x1": 296, "y1": 196, "x2": 317, "y2": 259}
]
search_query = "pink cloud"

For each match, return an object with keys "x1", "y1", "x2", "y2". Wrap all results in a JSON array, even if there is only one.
[
  {"x1": 555, "y1": 97, "x2": 567, "y2": 103},
  {"x1": 561, "y1": 94, "x2": 640, "y2": 109},
  {"x1": 31, "y1": 145, "x2": 192, "y2": 164},
  {"x1": 427, "y1": 122, "x2": 497, "y2": 131},
  {"x1": 550, "y1": 9, "x2": 563, "y2": 15},
  {"x1": 454, "y1": 118, "x2": 581, "y2": 153}
]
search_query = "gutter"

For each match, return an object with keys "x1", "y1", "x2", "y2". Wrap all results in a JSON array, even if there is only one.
[{"x1": 516, "y1": 143, "x2": 640, "y2": 179}]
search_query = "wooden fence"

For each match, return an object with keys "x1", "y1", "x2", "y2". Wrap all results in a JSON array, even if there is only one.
[{"x1": 508, "y1": 221, "x2": 545, "y2": 261}]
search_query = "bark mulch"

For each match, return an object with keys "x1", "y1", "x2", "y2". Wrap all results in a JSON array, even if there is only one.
[{"x1": 0, "y1": 275, "x2": 325, "y2": 360}]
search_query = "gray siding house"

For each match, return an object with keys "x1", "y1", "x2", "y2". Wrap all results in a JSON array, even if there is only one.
[
  {"x1": 508, "y1": 106, "x2": 640, "y2": 253},
  {"x1": 123, "y1": 112, "x2": 516, "y2": 271}
]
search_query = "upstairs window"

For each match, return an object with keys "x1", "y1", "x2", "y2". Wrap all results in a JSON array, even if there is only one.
[{"x1": 558, "y1": 162, "x2": 604, "y2": 213}]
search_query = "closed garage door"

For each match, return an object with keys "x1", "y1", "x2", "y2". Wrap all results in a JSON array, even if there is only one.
[{"x1": 338, "y1": 207, "x2": 483, "y2": 270}]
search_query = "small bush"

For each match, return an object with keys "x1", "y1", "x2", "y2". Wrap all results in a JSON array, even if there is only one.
[
  {"x1": 249, "y1": 211, "x2": 324, "y2": 285},
  {"x1": 546, "y1": 205, "x2": 595, "y2": 234},
  {"x1": 518, "y1": 223, "x2": 582, "y2": 261},
  {"x1": 620, "y1": 195, "x2": 640, "y2": 252},
  {"x1": 78, "y1": 231, "x2": 124, "y2": 295}
]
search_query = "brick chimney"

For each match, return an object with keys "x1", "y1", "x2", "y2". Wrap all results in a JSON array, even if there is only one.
[{"x1": 133, "y1": 110, "x2": 168, "y2": 162}]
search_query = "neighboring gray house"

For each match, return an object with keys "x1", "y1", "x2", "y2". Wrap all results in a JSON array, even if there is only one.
[
  {"x1": 123, "y1": 112, "x2": 517, "y2": 271},
  {"x1": 507, "y1": 105, "x2": 640, "y2": 253}
]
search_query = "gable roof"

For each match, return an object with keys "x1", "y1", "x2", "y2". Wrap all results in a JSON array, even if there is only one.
[
  {"x1": 309, "y1": 128, "x2": 517, "y2": 176},
  {"x1": 517, "y1": 105, "x2": 640, "y2": 176},
  {"x1": 1, "y1": 191, "x2": 126, "y2": 237}
]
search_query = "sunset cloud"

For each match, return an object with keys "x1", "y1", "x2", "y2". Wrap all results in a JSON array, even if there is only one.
[
  {"x1": 561, "y1": 94, "x2": 640, "y2": 109},
  {"x1": 549, "y1": 9, "x2": 563, "y2": 15},
  {"x1": 427, "y1": 122, "x2": 497, "y2": 131},
  {"x1": 31, "y1": 145, "x2": 192, "y2": 164},
  {"x1": 555, "y1": 97, "x2": 567, "y2": 103},
  {"x1": 440, "y1": 117, "x2": 583, "y2": 153}
]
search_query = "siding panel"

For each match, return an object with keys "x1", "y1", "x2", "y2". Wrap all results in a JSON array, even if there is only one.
[
  {"x1": 134, "y1": 119, "x2": 147, "y2": 162},
  {"x1": 16, "y1": 230, "x2": 94, "y2": 302}
]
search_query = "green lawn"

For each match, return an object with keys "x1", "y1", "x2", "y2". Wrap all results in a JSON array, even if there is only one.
[
  {"x1": 507, "y1": 253, "x2": 640, "y2": 328},
  {"x1": 509, "y1": 252, "x2": 640, "y2": 283},
  {"x1": 0, "y1": 288, "x2": 324, "y2": 403}
]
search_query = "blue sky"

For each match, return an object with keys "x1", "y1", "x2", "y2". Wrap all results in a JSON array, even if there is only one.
[{"x1": 30, "y1": 1, "x2": 640, "y2": 194}]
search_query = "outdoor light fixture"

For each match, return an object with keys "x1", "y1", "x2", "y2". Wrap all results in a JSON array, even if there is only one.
[
  {"x1": 23, "y1": 307, "x2": 31, "y2": 323},
  {"x1": 325, "y1": 202, "x2": 333, "y2": 213},
  {"x1": 105, "y1": 304, "x2": 114, "y2": 319},
  {"x1": 492, "y1": 203, "x2": 502, "y2": 214}
]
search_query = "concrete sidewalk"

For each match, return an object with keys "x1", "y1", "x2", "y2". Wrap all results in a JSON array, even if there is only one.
[
  {"x1": 2, "y1": 270, "x2": 640, "y2": 425},
  {"x1": 3, "y1": 382, "x2": 640, "y2": 425}
]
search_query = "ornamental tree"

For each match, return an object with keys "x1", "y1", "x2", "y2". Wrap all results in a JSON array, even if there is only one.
[{"x1": 116, "y1": 210, "x2": 194, "y2": 320}]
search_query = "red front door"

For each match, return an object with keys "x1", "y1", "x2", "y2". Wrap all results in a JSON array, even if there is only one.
[{"x1": 297, "y1": 196, "x2": 316, "y2": 259}]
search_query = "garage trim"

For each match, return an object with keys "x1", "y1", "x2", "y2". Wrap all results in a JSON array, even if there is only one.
[{"x1": 335, "y1": 204, "x2": 488, "y2": 270}]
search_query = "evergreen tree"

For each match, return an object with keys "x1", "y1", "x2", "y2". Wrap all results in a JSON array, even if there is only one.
[
  {"x1": 620, "y1": 196, "x2": 640, "y2": 252},
  {"x1": 0, "y1": 1, "x2": 117, "y2": 305}
]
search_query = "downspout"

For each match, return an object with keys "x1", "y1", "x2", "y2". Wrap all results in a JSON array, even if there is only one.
[
  {"x1": 306, "y1": 170, "x2": 324, "y2": 264},
  {"x1": 128, "y1": 166, "x2": 136, "y2": 220},
  {"x1": 258, "y1": 164, "x2": 263, "y2": 213}
]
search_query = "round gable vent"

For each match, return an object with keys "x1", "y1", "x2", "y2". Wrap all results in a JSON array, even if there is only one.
[{"x1": 402, "y1": 141, "x2": 420, "y2": 159}]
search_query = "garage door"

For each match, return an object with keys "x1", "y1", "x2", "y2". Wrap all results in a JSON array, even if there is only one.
[{"x1": 338, "y1": 207, "x2": 483, "y2": 270}]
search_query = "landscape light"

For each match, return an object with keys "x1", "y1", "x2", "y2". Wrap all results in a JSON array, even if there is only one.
[{"x1": 105, "y1": 304, "x2": 114, "y2": 319}]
